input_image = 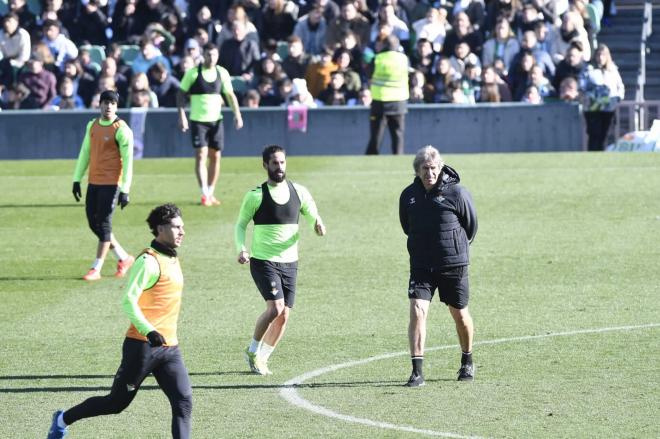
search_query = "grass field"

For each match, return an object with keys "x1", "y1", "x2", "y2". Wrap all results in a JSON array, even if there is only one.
[{"x1": 1, "y1": 152, "x2": 659, "y2": 439}]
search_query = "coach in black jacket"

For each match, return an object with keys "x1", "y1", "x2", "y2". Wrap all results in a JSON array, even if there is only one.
[{"x1": 399, "y1": 145, "x2": 478, "y2": 387}]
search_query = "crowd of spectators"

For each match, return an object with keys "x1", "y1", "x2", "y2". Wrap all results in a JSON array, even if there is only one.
[{"x1": 0, "y1": 0, "x2": 623, "y2": 114}]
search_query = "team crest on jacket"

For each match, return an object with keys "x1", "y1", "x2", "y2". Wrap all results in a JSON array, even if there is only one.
[{"x1": 409, "y1": 197, "x2": 415, "y2": 205}]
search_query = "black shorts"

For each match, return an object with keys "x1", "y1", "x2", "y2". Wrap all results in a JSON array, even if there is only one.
[
  {"x1": 85, "y1": 184, "x2": 119, "y2": 242},
  {"x1": 190, "y1": 120, "x2": 224, "y2": 150},
  {"x1": 408, "y1": 266, "x2": 470, "y2": 309},
  {"x1": 249, "y1": 258, "x2": 298, "y2": 308}
]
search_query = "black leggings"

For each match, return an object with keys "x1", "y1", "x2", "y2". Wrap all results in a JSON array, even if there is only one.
[
  {"x1": 85, "y1": 184, "x2": 119, "y2": 242},
  {"x1": 63, "y1": 338, "x2": 193, "y2": 439},
  {"x1": 584, "y1": 111, "x2": 615, "y2": 152},
  {"x1": 365, "y1": 110, "x2": 405, "y2": 155}
]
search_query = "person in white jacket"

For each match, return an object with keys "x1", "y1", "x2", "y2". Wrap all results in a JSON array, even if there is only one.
[{"x1": 582, "y1": 44, "x2": 624, "y2": 151}]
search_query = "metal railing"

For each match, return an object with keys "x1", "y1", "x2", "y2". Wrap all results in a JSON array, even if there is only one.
[
  {"x1": 615, "y1": 100, "x2": 660, "y2": 139},
  {"x1": 632, "y1": 0, "x2": 654, "y2": 128}
]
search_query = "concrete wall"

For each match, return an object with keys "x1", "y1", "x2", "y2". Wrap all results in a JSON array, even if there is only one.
[{"x1": 0, "y1": 103, "x2": 583, "y2": 159}]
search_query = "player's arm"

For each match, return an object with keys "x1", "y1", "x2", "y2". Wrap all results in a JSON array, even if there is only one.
[
  {"x1": 121, "y1": 253, "x2": 160, "y2": 336},
  {"x1": 115, "y1": 122, "x2": 134, "y2": 194},
  {"x1": 235, "y1": 189, "x2": 261, "y2": 262},
  {"x1": 296, "y1": 183, "x2": 326, "y2": 236},
  {"x1": 220, "y1": 68, "x2": 244, "y2": 129},
  {"x1": 399, "y1": 190, "x2": 409, "y2": 235},
  {"x1": 72, "y1": 120, "x2": 94, "y2": 184},
  {"x1": 456, "y1": 187, "x2": 478, "y2": 243},
  {"x1": 177, "y1": 68, "x2": 194, "y2": 132}
]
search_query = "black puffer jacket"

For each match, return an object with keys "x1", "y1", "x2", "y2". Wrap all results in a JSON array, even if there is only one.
[{"x1": 399, "y1": 165, "x2": 477, "y2": 269}]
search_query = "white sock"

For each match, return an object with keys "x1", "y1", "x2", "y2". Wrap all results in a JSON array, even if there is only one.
[
  {"x1": 260, "y1": 343, "x2": 275, "y2": 361},
  {"x1": 91, "y1": 259, "x2": 104, "y2": 271},
  {"x1": 201, "y1": 186, "x2": 210, "y2": 197},
  {"x1": 57, "y1": 412, "x2": 67, "y2": 428},
  {"x1": 112, "y1": 244, "x2": 128, "y2": 261},
  {"x1": 208, "y1": 185, "x2": 215, "y2": 197},
  {"x1": 248, "y1": 338, "x2": 261, "y2": 354}
]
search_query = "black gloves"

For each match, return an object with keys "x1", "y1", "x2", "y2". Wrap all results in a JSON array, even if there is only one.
[
  {"x1": 118, "y1": 192, "x2": 129, "y2": 209},
  {"x1": 147, "y1": 331, "x2": 166, "y2": 347},
  {"x1": 72, "y1": 182, "x2": 82, "y2": 202}
]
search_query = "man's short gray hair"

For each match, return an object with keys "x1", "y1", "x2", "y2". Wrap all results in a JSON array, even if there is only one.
[{"x1": 413, "y1": 145, "x2": 444, "y2": 174}]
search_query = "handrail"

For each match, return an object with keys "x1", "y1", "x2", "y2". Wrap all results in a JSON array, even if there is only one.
[{"x1": 632, "y1": 1, "x2": 654, "y2": 130}]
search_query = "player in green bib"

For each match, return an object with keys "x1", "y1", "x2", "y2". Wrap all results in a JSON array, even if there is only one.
[
  {"x1": 235, "y1": 145, "x2": 326, "y2": 375},
  {"x1": 177, "y1": 43, "x2": 243, "y2": 206}
]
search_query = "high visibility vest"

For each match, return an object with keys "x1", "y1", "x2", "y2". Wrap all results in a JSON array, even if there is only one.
[{"x1": 370, "y1": 51, "x2": 409, "y2": 102}]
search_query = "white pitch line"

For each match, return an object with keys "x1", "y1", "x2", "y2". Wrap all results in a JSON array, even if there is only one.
[{"x1": 280, "y1": 323, "x2": 660, "y2": 438}]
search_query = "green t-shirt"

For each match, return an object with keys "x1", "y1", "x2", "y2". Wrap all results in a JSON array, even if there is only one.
[
  {"x1": 235, "y1": 181, "x2": 322, "y2": 263},
  {"x1": 72, "y1": 118, "x2": 134, "y2": 193},
  {"x1": 179, "y1": 65, "x2": 233, "y2": 122}
]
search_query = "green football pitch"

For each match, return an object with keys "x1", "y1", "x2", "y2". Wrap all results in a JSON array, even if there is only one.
[{"x1": 1, "y1": 152, "x2": 659, "y2": 438}]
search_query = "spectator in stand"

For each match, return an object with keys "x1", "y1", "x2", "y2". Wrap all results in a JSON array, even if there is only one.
[
  {"x1": 522, "y1": 84, "x2": 542, "y2": 103},
  {"x1": 42, "y1": 0, "x2": 77, "y2": 38},
  {"x1": 452, "y1": 0, "x2": 485, "y2": 33},
  {"x1": 484, "y1": 0, "x2": 521, "y2": 36},
  {"x1": 582, "y1": 44, "x2": 624, "y2": 151},
  {"x1": 528, "y1": 64, "x2": 554, "y2": 99},
  {"x1": 50, "y1": 76, "x2": 84, "y2": 109},
  {"x1": 287, "y1": 77, "x2": 317, "y2": 107},
  {"x1": 42, "y1": 19, "x2": 78, "y2": 71},
  {"x1": 282, "y1": 36, "x2": 309, "y2": 79},
  {"x1": 481, "y1": 17, "x2": 519, "y2": 76},
  {"x1": 370, "y1": 3, "x2": 409, "y2": 49},
  {"x1": 409, "y1": 69, "x2": 430, "y2": 103},
  {"x1": 183, "y1": 38, "x2": 204, "y2": 66},
  {"x1": 509, "y1": 49, "x2": 535, "y2": 100},
  {"x1": 160, "y1": 13, "x2": 186, "y2": 57},
  {"x1": 148, "y1": 61, "x2": 180, "y2": 107},
  {"x1": 32, "y1": 40, "x2": 59, "y2": 75},
  {"x1": 0, "y1": 13, "x2": 31, "y2": 87},
  {"x1": 514, "y1": 3, "x2": 544, "y2": 38},
  {"x1": 126, "y1": 71, "x2": 158, "y2": 107},
  {"x1": 558, "y1": 76, "x2": 580, "y2": 102},
  {"x1": 64, "y1": 58, "x2": 97, "y2": 107},
  {"x1": 480, "y1": 64, "x2": 512, "y2": 101},
  {"x1": 549, "y1": 10, "x2": 591, "y2": 64},
  {"x1": 131, "y1": 38, "x2": 171, "y2": 75},
  {"x1": 293, "y1": 4, "x2": 327, "y2": 56},
  {"x1": 0, "y1": 84, "x2": 25, "y2": 109},
  {"x1": 317, "y1": 70, "x2": 354, "y2": 105},
  {"x1": 442, "y1": 12, "x2": 482, "y2": 59},
  {"x1": 219, "y1": 20, "x2": 261, "y2": 84},
  {"x1": 134, "y1": 0, "x2": 177, "y2": 36},
  {"x1": 447, "y1": 79, "x2": 471, "y2": 104},
  {"x1": 277, "y1": 78, "x2": 294, "y2": 103},
  {"x1": 325, "y1": 1, "x2": 370, "y2": 51},
  {"x1": 332, "y1": 48, "x2": 361, "y2": 94},
  {"x1": 410, "y1": 38, "x2": 435, "y2": 78},
  {"x1": 449, "y1": 41, "x2": 481, "y2": 78},
  {"x1": 8, "y1": 0, "x2": 37, "y2": 38},
  {"x1": 300, "y1": 0, "x2": 340, "y2": 24},
  {"x1": 189, "y1": 5, "x2": 222, "y2": 44},
  {"x1": 215, "y1": 4, "x2": 259, "y2": 49},
  {"x1": 261, "y1": 0, "x2": 299, "y2": 43},
  {"x1": 255, "y1": 54, "x2": 287, "y2": 85},
  {"x1": 461, "y1": 62, "x2": 481, "y2": 103},
  {"x1": 431, "y1": 56, "x2": 461, "y2": 103},
  {"x1": 76, "y1": 0, "x2": 109, "y2": 46},
  {"x1": 256, "y1": 76, "x2": 282, "y2": 106},
  {"x1": 534, "y1": 19, "x2": 552, "y2": 53},
  {"x1": 112, "y1": 0, "x2": 141, "y2": 43},
  {"x1": 99, "y1": 57, "x2": 129, "y2": 100},
  {"x1": 174, "y1": 55, "x2": 196, "y2": 80},
  {"x1": 337, "y1": 30, "x2": 364, "y2": 77},
  {"x1": 17, "y1": 55, "x2": 57, "y2": 108},
  {"x1": 552, "y1": 43, "x2": 587, "y2": 91},
  {"x1": 510, "y1": 30, "x2": 554, "y2": 80},
  {"x1": 242, "y1": 88, "x2": 261, "y2": 107},
  {"x1": 411, "y1": 7, "x2": 448, "y2": 54},
  {"x1": 128, "y1": 89, "x2": 152, "y2": 107},
  {"x1": 304, "y1": 46, "x2": 337, "y2": 98}
]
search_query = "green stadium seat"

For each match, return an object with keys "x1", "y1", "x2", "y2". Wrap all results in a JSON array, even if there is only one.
[
  {"x1": 120, "y1": 45, "x2": 140, "y2": 66},
  {"x1": 0, "y1": 0, "x2": 8, "y2": 15},
  {"x1": 276, "y1": 41, "x2": 289, "y2": 60},
  {"x1": 80, "y1": 45, "x2": 106, "y2": 65}
]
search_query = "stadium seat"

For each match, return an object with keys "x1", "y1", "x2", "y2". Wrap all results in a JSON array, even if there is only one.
[
  {"x1": 80, "y1": 45, "x2": 106, "y2": 65},
  {"x1": 26, "y1": 0, "x2": 41, "y2": 15},
  {"x1": 276, "y1": 41, "x2": 289, "y2": 60},
  {"x1": 0, "y1": 0, "x2": 8, "y2": 15},
  {"x1": 231, "y1": 76, "x2": 249, "y2": 95},
  {"x1": 120, "y1": 45, "x2": 140, "y2": 67}
]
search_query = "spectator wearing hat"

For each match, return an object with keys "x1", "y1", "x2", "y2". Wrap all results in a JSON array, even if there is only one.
[
  {"x1": 183, "y1": 37, "x2": 204, "y2": 65},
  {"x1": 293, "y1": 4, "x2": 327, "y2": 56}
]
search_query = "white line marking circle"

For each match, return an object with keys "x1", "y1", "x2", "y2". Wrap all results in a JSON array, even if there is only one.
[{"x1": 279, "y1": 323, "x2": 660, "y2": 438}]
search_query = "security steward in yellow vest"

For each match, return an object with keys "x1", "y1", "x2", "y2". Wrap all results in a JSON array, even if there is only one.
[{"x1": 365, "y1": 35, "x2": 409, "y2": 155}]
